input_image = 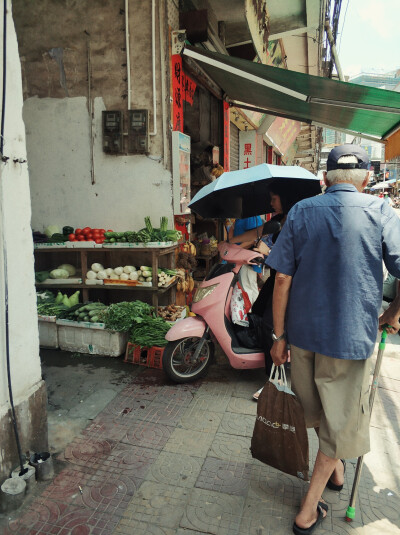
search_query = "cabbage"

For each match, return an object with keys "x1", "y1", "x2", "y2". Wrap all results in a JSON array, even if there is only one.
[
  {"x1": 44, "y1": 225, "x2": 60, "y2": 238},
  {"x1": 57, "y1": 264, "x2": 76, "y2": 276},
  {"x1": 50, "y1": 268, "x2": 69, "y2": 279}
]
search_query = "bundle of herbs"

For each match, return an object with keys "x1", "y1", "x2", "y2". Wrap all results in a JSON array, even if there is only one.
[
  {"x1": 102, "y1": 300, "x2": 154, "y2": 332},
  {"x1": 129, "y1": 316, "x2": 171, "y2": 347}
]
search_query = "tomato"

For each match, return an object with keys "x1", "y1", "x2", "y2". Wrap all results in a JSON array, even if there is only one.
[
  {"x1": 82, "y1": 227, "x2": 91, "y2": 235},
  {"x1": 69, "y1": 237, "x2": 77, "y2": 242},
  {"x1": 68, "y1": 233, "x2": 75, "y2": 241},
  {"x1": 92, "y1": 230, "x2": 100, "y2": 237},
  {"x1": 77, "y1": 235, "x2": 85, "y2": 241},
  {"x1": 99, "y1": 229, "x2": 105, "y2": 234},
  {"x1": 75, "y1": 228, "x2": 82, "y2": 235},
  {"x1": 87, "y1": 233, "x2": 93, "y2": 240},
  {"x1": 94, "y1": 238, "x2": 103, "y2": 244},
  {"x1": 106, "y1": 229, "x2": 113, "y2": 233}
]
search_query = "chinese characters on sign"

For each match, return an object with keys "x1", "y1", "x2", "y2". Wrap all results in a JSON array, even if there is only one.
[
  {"x1": 239, "y1": 131, "x2": 257, "y2": 169},
  {"x1": 171, "y1": 55, "x2": 197, "y2": 132},
  {"x1": 172, "y1": 131, "x2": 191, "y2": 214}
]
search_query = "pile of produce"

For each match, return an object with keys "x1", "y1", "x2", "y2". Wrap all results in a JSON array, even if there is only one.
[
  {"x1": 101, "y1": 300, "x2": 154, "y2": 332},
  {"x1": 36, "y1": 290, "x2": 80, "y2": 316},
  {"x1": 86, "y1": 263, "x2": 178, "y2": 286},
  {"x1": 103, "y1": 217, "x2": 182, "y2": 244},
  {"x1": 35, "y1": 264, "x2": 78, "y2": 282},
  {"x1": 129, "y1": 317, "x2": 171, "y2": 347},
  {"x1": 157, "y1": 305, "x2": 185, "y2": 322},
  {"x1": 62, "y1": 302, "x2": 107, "y2": 323},
  {"x1": 68, "y1": 227, "x2": 109, "y2": 244}
]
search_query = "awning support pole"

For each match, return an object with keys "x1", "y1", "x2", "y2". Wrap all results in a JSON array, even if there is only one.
[{"x1": 324, "y1": 21, "x2": 344, "y2": 82}]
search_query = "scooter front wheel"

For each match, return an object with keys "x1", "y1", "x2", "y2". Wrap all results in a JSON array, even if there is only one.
[{"x1": 162, "y1": 336, "x2": 214, "y2": 383}]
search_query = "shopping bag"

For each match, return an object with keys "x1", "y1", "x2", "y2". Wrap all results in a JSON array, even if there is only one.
[
  {"x1": 230, "y1": 281, "x2": 252, "y2": 326},
  {"x1": 250, "y1": 365, "x2": 309, "y2": 481}
]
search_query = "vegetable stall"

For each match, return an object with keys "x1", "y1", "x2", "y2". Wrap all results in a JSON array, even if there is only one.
[{"x1": 33, "y1": 216, "x2": 195, "y2": 362}]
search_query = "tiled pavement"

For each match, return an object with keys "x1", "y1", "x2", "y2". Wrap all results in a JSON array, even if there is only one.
[{"x1": 1, "y1": 336, "x2": 400, "y2": 535}]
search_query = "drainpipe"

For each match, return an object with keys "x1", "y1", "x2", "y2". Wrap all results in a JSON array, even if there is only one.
[
  {"x1": 324, "y1": 20, "x2": 344, "y2": 81},
  {"x1": 125, "y1": 0, "x2": 131, "y2": 109},
  {"x1": 159, "y1": 0, "x2": 167, "y2": 166},
  {"x1": 149, "y1": 0, "x2": 157, "y2": 136}
]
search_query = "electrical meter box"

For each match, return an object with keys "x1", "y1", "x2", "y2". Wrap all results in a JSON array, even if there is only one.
[
  {"x1": 102, "y1": 111, "x2": 123, "y2": 153},
  {"x1": 128, "y1": 110, "x2": 149, "y2": 154}
]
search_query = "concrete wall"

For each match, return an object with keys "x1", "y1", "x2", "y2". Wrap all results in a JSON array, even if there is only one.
[
  {"x1": 24, "y1": 96, "x2": 173, "y2": 231},
  {"x1": 0, "y1": 2, "x2": 47, "y2": 481},
  {"x1": 13, "y1": 0, "x2": 174, "y2": 231}
]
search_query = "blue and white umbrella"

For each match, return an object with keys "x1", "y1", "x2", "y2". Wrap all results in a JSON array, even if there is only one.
[{"x1": 189, "y1": 163, "x2": 321, "y2": 218}]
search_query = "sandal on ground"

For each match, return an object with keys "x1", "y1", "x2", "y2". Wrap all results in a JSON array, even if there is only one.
[
  {"x1": 318, "y1": 501, "x2": 328, "y2": 513},
  {"x1": 253, "y1": 387, "x2": 263, "y2": 401},
  {"x1": 326, "y1": 459, "x2": 346, "y2": 491},
  {"x1": 293, "y1": 504, "x2": 326, "y2": 535}
]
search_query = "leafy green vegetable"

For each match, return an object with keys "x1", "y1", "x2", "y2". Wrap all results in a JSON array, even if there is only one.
[
  {"x1": 103, "y1": 300, "x2": 154, "y2": 332},
  {"x1": 36, "y1": 290, "x2": 55, "y2": 304},
  {"x1": 35, "y1": 271, "x2": 51, "y2": 283},
  {"x1": 129, "y1": 317, "x2": 171, "y2": 347}
]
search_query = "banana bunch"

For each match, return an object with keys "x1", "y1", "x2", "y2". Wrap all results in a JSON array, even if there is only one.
[
  {"x1": 182, "y1": 241, "x2": 196, "y2": 255},
  {"x1": 177, "y1": 273, "x2": 195, "y2": 293}
]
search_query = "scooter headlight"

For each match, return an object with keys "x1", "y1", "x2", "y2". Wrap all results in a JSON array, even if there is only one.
[{"x1": 192, "y1": 283, "x2": 219, "y2": 303}]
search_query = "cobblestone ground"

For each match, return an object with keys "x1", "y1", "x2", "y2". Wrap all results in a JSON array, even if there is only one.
[{"x1": 1, "y1": 334, "x2": 400, "y2": 535}]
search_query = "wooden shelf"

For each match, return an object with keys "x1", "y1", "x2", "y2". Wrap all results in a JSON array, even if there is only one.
[{"x1": 34, "y1": 244, "x2": 178, "y2": 307}]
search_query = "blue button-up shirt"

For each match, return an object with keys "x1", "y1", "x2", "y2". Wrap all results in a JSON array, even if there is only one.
[{"x1": 266, "y1": 184, "x2": 400, "y2": 360}]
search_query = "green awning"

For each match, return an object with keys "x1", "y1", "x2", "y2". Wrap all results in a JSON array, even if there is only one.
[{"x1": 182, "y1": 46, "x2": 400, "y2": 142}]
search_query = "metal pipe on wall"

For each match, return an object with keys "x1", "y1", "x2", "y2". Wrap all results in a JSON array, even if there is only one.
[
  {"x1": 150, "y1": 0, "x2": 157, "y2": 136},
  {"x1": 125, "y1": 0, "x2": 131, "y2": 109},
  {"x1": 324, "y1": 20, "x2": 344, "y2": 81},
  {"x1": 159, "y1": 0, "x2": 167, "y2": 166}
]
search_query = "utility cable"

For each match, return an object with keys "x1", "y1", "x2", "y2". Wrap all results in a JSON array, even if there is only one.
[{"x1": 1, "y1": 0, "x2": 27, "y2": 476}]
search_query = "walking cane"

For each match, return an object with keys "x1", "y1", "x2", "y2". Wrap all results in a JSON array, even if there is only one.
[{"x1": 345, "y1": 327, "x2": 389, "y2": 522}]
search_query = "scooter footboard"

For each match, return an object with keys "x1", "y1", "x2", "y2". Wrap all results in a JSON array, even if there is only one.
[{"x1": 165, "y1": 316, "x2": 207, "y2": 341}]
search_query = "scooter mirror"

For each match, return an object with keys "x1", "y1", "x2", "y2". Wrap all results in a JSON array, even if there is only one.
[{"x1": 262, "y1": 220, "x2": 281, "y2": 235}]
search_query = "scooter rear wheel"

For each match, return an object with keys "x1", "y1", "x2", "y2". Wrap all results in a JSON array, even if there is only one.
[{"x1": 162, "y1": 337, "x2": 214, "y2": 383}]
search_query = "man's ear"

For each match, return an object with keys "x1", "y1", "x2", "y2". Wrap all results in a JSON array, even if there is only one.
[
  {"x1": 361, "y1": 172, "x2": 371, "y2": 191},
  {"x1": 323, "y1": 171, "x2": 329, "y2": 187}
]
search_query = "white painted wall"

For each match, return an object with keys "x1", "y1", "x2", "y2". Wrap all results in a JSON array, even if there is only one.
[
  {"x1": 0, "y1": 3, "x2": 42, "y2": 414},
  {"x1": 24, "y1": 97, "x2": 174, "y2": 232}
]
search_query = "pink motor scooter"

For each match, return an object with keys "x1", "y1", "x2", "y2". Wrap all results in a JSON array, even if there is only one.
[{"x1": 163, "y1": 240, "x2": 270, "y2": 383}]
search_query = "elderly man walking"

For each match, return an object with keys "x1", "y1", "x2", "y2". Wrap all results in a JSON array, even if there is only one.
[{"x1": 266, "y1": 144, "x2": 400, "y2": 534}]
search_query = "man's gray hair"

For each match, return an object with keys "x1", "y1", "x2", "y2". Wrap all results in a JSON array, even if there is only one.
[{"x1": 326, "y1": 155, "x2": 369, "y2": 186}]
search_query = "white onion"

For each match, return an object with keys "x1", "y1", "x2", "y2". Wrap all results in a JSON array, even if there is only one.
[
  {"x1": 129, "y1": 272, "x2": 138, "y2": 280},
  {"x1": 96, "y1": 270, "x2": 107, "y2": 280},
  {"x1": 120, "y1": 273, "x2": 129, "y2": 280},
  {"x1": 105, "y1": 268, "x2": 114, "y2": 276},
  {"x1": 86, "y1": 270, "x2": 97, "y2": 280},
  {"x1": 123, "y1": 265, "x2": 135, "y2": 274},
  {"x1": 114, "y1": 266, "x2": 124, "y2": 276},
  {"x1": 91, "y1": 263, "x2": 104, "y2": 273}
]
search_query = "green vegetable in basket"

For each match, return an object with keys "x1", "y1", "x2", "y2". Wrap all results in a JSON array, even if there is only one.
[
  {"x1": 50, "y1": 268, "x2": 69, "y2": 279},
  {"x1": 129, "y1": 317, "x2": 171, "y2": 347},
  {"x1": 62, "y1": 294, "x2": 71, "y2": 307},
  {"x1": 55, "y1": 291, "x2": 64, "y2": 304}
]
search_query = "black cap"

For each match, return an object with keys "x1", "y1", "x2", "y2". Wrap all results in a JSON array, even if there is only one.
[{"x1": 327, "y1": 144, "x2": 370, "y2": 171}]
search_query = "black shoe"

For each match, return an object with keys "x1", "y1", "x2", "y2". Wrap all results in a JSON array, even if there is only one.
[{"x1": 326, "y1": 459, "x2": 346, "y2": 491}]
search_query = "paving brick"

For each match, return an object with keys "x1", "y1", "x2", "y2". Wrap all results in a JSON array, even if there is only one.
[
  {"x1": 145, "y1": 451, "x2": 203, "y2": 488},
  {"x1": 180, "y1": 487, "x2": 245, "y2": 535},
  {"x1": 218, "y1": 411, "x2": 256, "y2": 437},
  {"x1": 121, "y1": 420, "x2": 174, "y2": 450},
  {"x1": 190, "y1": 392, "x2": 232, "y2": 413},
  {"x1": 208, "y1": 431, "x2": 253, "y2": 463},
  {"x1": 101, "y1": 443, "x2": 159, "y2": 479},
  {"x1": 227, "y1": 395, "x2": 258, "y2": 416},
  {"x1": 58, "y1": 437, "x2": 118, "y2": 471},
  {"x1": 195, "y1": 457, "x2": 253, "y2": 496},
  {"x1": 119, "y1": 481, "x2": 189, "y2": 529},
  {"x1": 178, "y1": 407, "x2": 223, "y2": 433},
  {"x1": 115, "y1": 519, "x2": 176, "y2": 535},
  {"x1": 163, "y1": 427, "x2": 215, "y2": 457}
]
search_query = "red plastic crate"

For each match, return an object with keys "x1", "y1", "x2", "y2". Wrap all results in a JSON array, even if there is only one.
[{"x1": 124, "y1": 342, "x2": 164, "y2": 369}]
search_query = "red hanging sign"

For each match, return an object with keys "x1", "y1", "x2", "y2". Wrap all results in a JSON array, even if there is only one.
[
  {"x1": 172, "y1": 55, "x2": 183, "y2": 132},
  {"x1": 172, "y1": 55, "x2": 197, "y2": 131}
]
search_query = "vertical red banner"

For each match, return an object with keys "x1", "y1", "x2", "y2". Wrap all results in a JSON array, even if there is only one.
[
  {"x1": 267, "y1": 146, "x2": 273, "y2": 164},
  {"x1": 172, "y1": 55, "x2": 183, "y2": 132},
  {"x1": 223, "y1": 102, "x2": 230, "y2": 171}
]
